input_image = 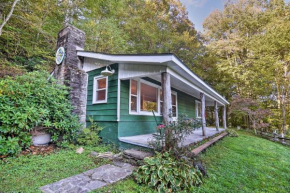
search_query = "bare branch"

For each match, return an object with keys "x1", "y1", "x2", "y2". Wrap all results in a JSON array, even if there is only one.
[{"x1": 0, "y1": 0, "x2": 19, "y2": 36}]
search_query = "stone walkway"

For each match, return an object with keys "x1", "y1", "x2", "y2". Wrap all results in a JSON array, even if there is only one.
[{"x1": 40, "y1": 161, "x2": 134, "y2": 193}]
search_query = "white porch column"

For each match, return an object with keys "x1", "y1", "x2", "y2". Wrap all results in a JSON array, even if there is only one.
[
  {"x1": 200, "y1": 92, "x2": 206, "y2": 136},
  {"x1": 161, "y1": 72, "x2": 172, "y2": 125},
  {"x1": 223, "y1": 105, "x2": 227, "y2": 129},
  {"x1": 214, "y1": 101, "x2": 219, "y2": 131}
]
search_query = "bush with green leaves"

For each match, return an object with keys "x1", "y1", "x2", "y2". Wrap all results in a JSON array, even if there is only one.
[
  {"x1": 0, "y1": 71, "x2": 81, "y2": 156},
  {"x1": 227, "y1": 129, "x2": 239, "y2": 137},
  {"x1": 134, "y1": 152, "x2": 203, "y2": 192},
  {"x1": 76, "y1": 118, "x2": 103, "y2": 146},
  {"x1": 149, "y1": 115, "x2": 201, "y2": 154}
]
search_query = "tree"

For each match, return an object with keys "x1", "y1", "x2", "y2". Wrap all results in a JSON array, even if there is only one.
[
  {"x1": 230, "y1": 96, "x2": 271, "y2": 135},
  {"x1": 0, "y1": 0, "x2": 19, "y2": 36},
  {"x1": 203, "y1": 0, "x2": 289, "y2": 134}
]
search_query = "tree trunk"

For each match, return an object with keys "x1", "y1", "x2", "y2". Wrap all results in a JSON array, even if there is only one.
[
  {"x1": 0, "y1": 0, "x2": 19, "y2": 36},
  {"x1": 252, "y1": 119, "x2": 257, "y2": 135}
]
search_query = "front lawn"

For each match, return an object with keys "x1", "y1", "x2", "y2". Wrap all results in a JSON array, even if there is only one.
[
  {"x1": 97, "y1": 131, "x2": 290, "y2": 193},
  {"x1": 0, "y1": 145, "x2": 112, "y2": 193},
  {"x1": 1, "y1": 131, "x2": 290, "y2": 192}
]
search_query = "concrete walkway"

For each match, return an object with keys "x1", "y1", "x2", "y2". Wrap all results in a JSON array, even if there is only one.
[
  {"x1": 119, "y1": 127, "x2": 225, "y2": 148},
  {"x1": 40, "y1": 161, "x2": 134, "y2": 193}
]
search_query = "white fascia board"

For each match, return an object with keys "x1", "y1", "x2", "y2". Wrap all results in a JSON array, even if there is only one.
[
  {"x1": 171, "y1": 56, "x2": 229, "y2": 105},
  {"x1": 77, "y1": 51, "x2": 172, "y2": 64}
]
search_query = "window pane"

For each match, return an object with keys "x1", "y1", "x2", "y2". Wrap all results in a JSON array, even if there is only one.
[
  {"x1": 131, "y1": 80, "x2": 137, "y2": 95},
  {"x1": 141, "y1": 83, "x2": 158, "y2": 112},
  {"x1": 131, "y1": 96, "x2": 137, "y2": 112},
  {"x1": 160, "y1": 102, "x2": 163, "y2": 115},
  {"x1": 96, "y1": 90, "x2": 106, "y2": 101},
  {"x1": 160, "y1": 90, "x2": 163, "y2": 101},
  {"x1": 197, "y1": 103, "x2": 201, "y2": 117},
  {"x1": 97, "y1": 78, "x2": 106, "y2": 89},
  {"x1": 172, "y1": 105, "x2": 176, "y2": 117},
  {"x1": 171, "y1": 94, "x2": 176, "y2": 105}
]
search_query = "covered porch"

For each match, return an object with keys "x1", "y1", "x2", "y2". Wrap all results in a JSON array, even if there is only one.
[
  {"x1": 117, "y1": 58, "x2": 229, "y2": 138},
  {"x1": 119, "y1": 127, "x2": 226, "y2": 148}
]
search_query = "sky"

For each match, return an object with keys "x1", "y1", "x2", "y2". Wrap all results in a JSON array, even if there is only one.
[
  {"x1": 179, "y1": 0, "x2": 224, "y2": 32},
  {"x1": 180, "y1": 0, "x2": 290, "y2": 32}
]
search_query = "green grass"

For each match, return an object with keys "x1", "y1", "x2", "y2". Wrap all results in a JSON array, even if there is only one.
[
  {"x1": 196, "y1": 131, "x2": 290, "y2": 193},
  {"x1": 1, "y1": 132, "x2": 290, "y2": 193},
  {"x1": 0, "y1": 145, "x2": 112, "y2": 193},
  {"x1": 96, "y1": 131, "x2": 290, "y2": 193}
]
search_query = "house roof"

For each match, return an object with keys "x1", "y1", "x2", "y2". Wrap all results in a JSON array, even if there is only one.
[{"x1": 77, "y1": 51, "x2": 229, "y2": 105}]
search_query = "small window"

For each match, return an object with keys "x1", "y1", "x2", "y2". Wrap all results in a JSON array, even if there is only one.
[
  {"x1": 130, "y1": 80, "x2": 138, "y2": 112},
  {"x1": 160, "y1": 91, "x2": 177, "y2": 118},
  {"x1": 92, "y1": 76, "x2": 108, "y2": 104},
  {"x1": 171, "y1": 94, "x2": 177, "y2": 117},
  {"x1": 196, "y1": 101, "x2": 201, "y2": 118}
]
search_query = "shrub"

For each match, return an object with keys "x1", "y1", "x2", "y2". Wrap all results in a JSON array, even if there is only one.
[
  {"x1": 0, "y1": 71, "x2": 81, "y2": 156},
  {"x1": 76, "y1": 118, "x2": 103, "y2": 146},
  {"x1": 134, "y1": 152, "x2": 203, "y2": 192},
  {"x1": 149, "y1": 115, "x2": 201, "y2": 154},
  {"x1": 227, "y1": 129, "x2": 239, "y2": 137}
]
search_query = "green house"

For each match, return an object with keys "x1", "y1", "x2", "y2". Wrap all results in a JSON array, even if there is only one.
[
  {"x1": 76, "y1": 52, "x2": 229, "y2": 148},
  {"x1": 52, "y1": 25, "x2": 229, "y2": 148}
]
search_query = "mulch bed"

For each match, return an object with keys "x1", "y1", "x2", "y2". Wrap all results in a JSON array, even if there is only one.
[{"x1": 21, "y1": 144, "x2": 57, "y2": 156}]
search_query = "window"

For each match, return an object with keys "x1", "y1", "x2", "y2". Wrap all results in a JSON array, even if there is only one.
[
  {"x1": 196, "y1": 101, "x2": 201, "y2": 118},
  {"x1": 130, "y1": 80, "x2": 138, "y2": 112},
  {"x1": 160, "y1": 91, "x2": 177, "y2": 118},
  {"x1": 129, "y1": 79, "x2": 177, "y2": 117},
  {"x1": 140, "y1": 83, "x2": 158, "y2": 112},
  {"x1": 92, "y1": 76, "x2": 108, "y2": 104},
  {"x1": 171, "y1": 94, "x2": 177, "y2": 117}
]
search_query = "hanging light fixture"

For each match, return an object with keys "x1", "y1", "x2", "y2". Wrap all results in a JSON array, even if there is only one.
[{"x1": 101, "y1": 65, "x2": 115, "y2": 77}]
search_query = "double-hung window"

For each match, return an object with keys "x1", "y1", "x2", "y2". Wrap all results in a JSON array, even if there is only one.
[
  {"x1": 130, "y1": 80, "x2": 138, "y2": 113},
  {"x1": 160, "y1": 91, "x2": 177, "y2": 118},
  {"x1": 195, "y1": 101, "x2": 201, "y2": 118},
  {"x1": 92, "y1": 76, "x2": 108, "y2": 104}
]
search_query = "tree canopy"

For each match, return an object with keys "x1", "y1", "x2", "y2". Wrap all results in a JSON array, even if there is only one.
[{"x1": 0, "y1": 0, "x2": 289, "y2": 135}]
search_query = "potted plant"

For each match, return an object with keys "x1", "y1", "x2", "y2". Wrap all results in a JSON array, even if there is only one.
[{"x1": 31, "y1": 127, "x2": 51, "y2": 146}]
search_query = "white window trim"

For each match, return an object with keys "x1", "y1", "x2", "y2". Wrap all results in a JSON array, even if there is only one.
[
  {"x1": 195, "y1": 100, "x2": 201, "y2": 118},
  {"x1": 92, "y1": 75, "x2": 108, "y2": 104},
  {"x1": 129, "y1": 79, "x2": 178, "y2": 117}
]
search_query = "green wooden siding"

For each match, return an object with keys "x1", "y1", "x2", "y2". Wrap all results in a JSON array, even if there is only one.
[
  {"x1": 119, "y1": 79, "x2": 161, "y2": 137},
  {"x1": 177, "y1": 90, "x2": 197, "y2": 118},
  {"x1": 86, "y1": 63, "x2": 119, "y2": 143},
  {"x1": 118, "y1": 78, "x2": 199, "y2": 137},
  {"x1": 85, "y1": 64, "x2": 200, "y2": 144},
  {"x1": 86, "y1": 63, "x2": 118, "y2": 121}
]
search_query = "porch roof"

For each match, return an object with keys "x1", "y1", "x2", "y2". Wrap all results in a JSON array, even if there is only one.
[{"x1": 77, "y1": 51, "x2": 229, "y2": 106}]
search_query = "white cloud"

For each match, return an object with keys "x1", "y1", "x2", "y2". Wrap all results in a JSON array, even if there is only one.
[{"x1": 180, "y1": 0, "x2": 208, "y2": 7}]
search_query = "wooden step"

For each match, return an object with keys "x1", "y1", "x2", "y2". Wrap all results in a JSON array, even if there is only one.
[{"x1": 191, "y1": 132, "x2": 228, "y2": 155}]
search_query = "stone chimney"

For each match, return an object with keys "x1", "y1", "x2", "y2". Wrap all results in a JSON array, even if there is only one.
[{"x1": 53, "y1": 25, "x2": 87, "y2": 126}]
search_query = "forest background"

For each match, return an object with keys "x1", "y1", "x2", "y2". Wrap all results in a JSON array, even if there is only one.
[{"x1": 0, "y1": 0, "x2": 289, "y2": 136}]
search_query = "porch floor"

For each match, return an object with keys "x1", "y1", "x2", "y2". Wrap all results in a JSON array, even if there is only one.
[{"x1": 119, "y1": 127, "x2": 226, "y2": 148}]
